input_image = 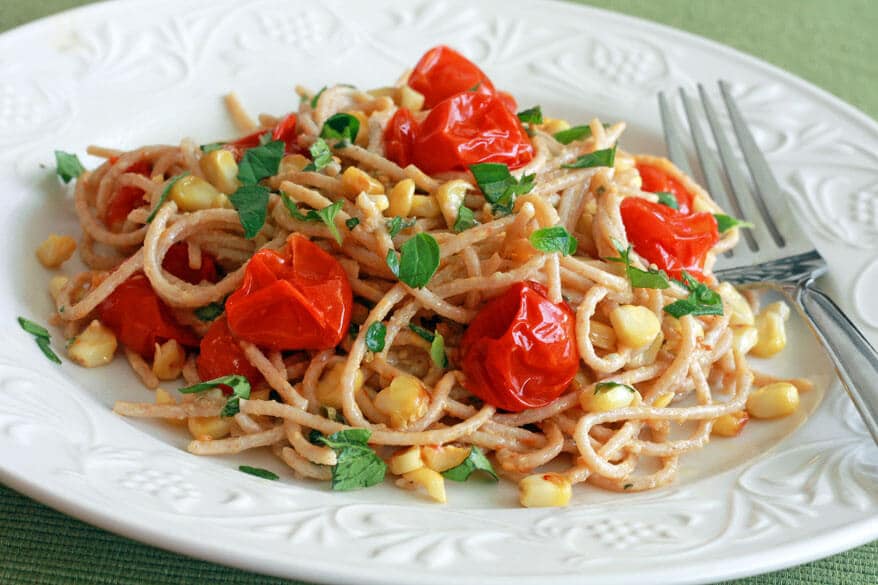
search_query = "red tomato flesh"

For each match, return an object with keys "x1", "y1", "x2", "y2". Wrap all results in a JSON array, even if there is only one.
[
  {"x1": 196, "y1": 315, "x2": 263, "y2": 390},
  {"x1": 383, "y1": 108, "x2": 418, "y2": 169},
  {"x1": 105, "y1": 159, "x2": 152, "y2": 230},
  {"x1": 637, "y1": 163, "x2": 694, "y2": 214},
  {"x1": 162, "y1": 242, "x2": 219, "y2": 285},
  {"x1": 460, "y1": 281, "x2": 579, "y2": 412},
  {"x1": 407, "y1": 45, "x2": 497, "y2": 110}
]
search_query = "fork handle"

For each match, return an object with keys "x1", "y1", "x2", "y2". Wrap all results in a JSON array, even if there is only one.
[{"x1": 792, "y1": 281, "x2": 878, "y2": 444}]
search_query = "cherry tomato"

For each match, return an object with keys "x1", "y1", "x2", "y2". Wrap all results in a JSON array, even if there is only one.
[
  {"x1": 407, "y1": 45, "x2": 497, "y2": 110},
  {"x1": 410, "y1": 92, "x2": 534, "y2": 175},
  {"x1": 383, "y1": 108, "x2": 418, "y2": 168},
  {"x1": 496, "y1": 90, "x2": 518, "y2": 114},
  {"x1": 637, "y1": 162, "x2": 694, "y2": 213},
  {"x1": 620, "y1": 197, "x2": 719, "y2": 281},
  {"x1": 224, "y1": 112, "x2": 299, "y2": 160},
  {"x1": 459, "y1": 281, "x2": 578, "y2": 412},
  {"x1": 197, "y1": 315, "x2": 263, "y2": 390},
  {"x1": 225, "y1": 234, "x2": 353, "y2": 351},
  {"x1": 105, "y1": 159, "x2": 152, "y2": 230},
  {"x1": 162, "y1": 242, "x2": 219, "y2": 285},
  {"x1": 98, "y1": 274, "x2": 198, "y2": 358}
]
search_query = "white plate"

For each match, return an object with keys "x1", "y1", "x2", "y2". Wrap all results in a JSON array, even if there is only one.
[{"x1": 0, "y1": 1, "x2": 876, "y2": 583}]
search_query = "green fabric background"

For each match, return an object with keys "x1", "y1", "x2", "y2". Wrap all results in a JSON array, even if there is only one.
[{"x1": 1, "y1": 1, "x2": 876, "y2": 584}]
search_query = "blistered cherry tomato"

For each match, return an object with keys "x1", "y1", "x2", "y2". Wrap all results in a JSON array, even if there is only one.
[
  {"x1": 383, "y1": 108, "x2": 418, "y2": 168},
  {"x1": 637, "y1": 163, "x2": 694, "y2": 213},
  {"x1": 620, "y1": 197, "x2": 719, "y2": 281},
  {"x1": 98, "y1": 274, "x2": 198, "y2": 358},
  {"x1": 459, "y1": 281, "x2": 578, "y2": 412},
  {"x1": 105, "y1": 159, "x2": 152, "y2": 230},
  {"x1": 225, "y1": 234, "x2": 352, "y2": 351},
  {"x1": 411, "y1": 92, "x2": 533, "y2": 175},
  {"x1": 196, "y1": 315, "x2": 263, "y2": 389},
  {"x1": 161, "y1": 242, "x2": 219, "y2": 285},
  {"x1": 407, "y1": 45, "x2": 497, "y2": 110}
]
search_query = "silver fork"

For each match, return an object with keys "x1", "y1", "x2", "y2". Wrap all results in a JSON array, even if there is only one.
[{"x1": 659, "y1": 81, "x2": 878, "y2": 444}]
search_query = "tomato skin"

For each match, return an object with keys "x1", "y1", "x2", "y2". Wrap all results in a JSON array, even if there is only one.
[
  {"x1": 97, "y1": 274, "x2": 199, "y2": 358},
  {"x1": 225, "y1": 234, "x2": 353, "y2": 351},
  {"x1": 105, "y1": 159, "x2": 152, "y2": 229},
  {"x1": 637, "y1": 163, "x2": 694, "y2": 213},
  {"x1": 224, "y1": 113, "x2": 299, "y2": 160},
  {"x1": 411, "y1": 92, "x2": 534, "y2": 175},
  {"x1": 459, "y1": 281, "x2": 579, "y2": 412},
  {"x1": 620, "y1": 197, "x2": 719, "y2": 281},
  {"x1": 162, "y1": 242, "x2": 219, "y2": 285},
  {"x1": 383, "y1": 108, "x2": 418, "y2": 168},
  {"x1": 408, "y1": 45, "x2": 497, "y2": 110},
  {"x1": 196, "y1": 315, "x2": 263, "y2": 390}
]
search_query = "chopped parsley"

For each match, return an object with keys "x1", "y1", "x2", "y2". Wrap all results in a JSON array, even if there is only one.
[
  {"x1": 442, "y1": 447, "x2": 498, "y2": 482},
  {"x1": 561, "y1": 146, "x2": 616, "y2": 169},
  {"x1": 714, "y1": 213, "x2": 754, "y2": 233},
  {"x1": 146, "y1": 172, "x2": 189, "y2": 223},
  {"x1": 17, "y1": 317, "x2": 61, "y2": 364},
  {"x1": 386, "y1": 233, "x2": 440, "y2": 289},
  {"x1": 605, "y1": 240, "x2": 670, "y2": 290},
  {"x1": 314, "y1": 429, "x2": 387, "y2": 491},
  {"x1": 529, "y1": 226, "x2": 577, "y2": 256},
  {"x1": 656, "y1": 192, "x2": 679, "y2": 209},
  {"x1": 229, "y1": 184, "x2": 271, "y2": 238},
  {"x1": 54, "y1": 151, "x2": 85, "y2": 183},
  {"x1": 469, "y1": 163, "x2": 535, "y2": 216},
  {"x1": 239, "y1": 466, "x2": 279, "y2": 480},
  {"x1": 663, "y1": 272, "x2": 724, "y2": 318},
  {"x1": 365, "y1": 321, "x2": 387, "y2": 352}
]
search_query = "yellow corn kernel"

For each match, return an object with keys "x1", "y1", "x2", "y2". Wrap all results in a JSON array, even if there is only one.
[
  {"x1": 187, "y1": 416, "x2": 231, "y2": 441},
  {"x1": 368, "y1": 194, "x2": 390, "y2": 212},
  {"x1": 540, "y1": 117, "x2": 570, "y2": 134},
  {"x1": 389, "y1": 446, "x2": 424, "y2": 475},
  {"x1": 341, "y1": 166, "x2": 384, "y2": 197},
  {"x1": 653, "y1": 391, "x2": 675, "y2": 408},
  {"x1": 422, "y1": 445, "x2": 470, "y2": 472},
  {"x1": 399, "y1": 85, "x2": 426, "y2": 112},
  {"x1": 732, "y1": 325, "x2": 759, "y2": 355},
  {"x1": 170, "y1": 175, "x2": 222, "y2": 212},
  {"x1": 589, "y1": 320, "x2": 617, "y2": 351},
  {"x1": 716, "y1": 283, "x2": 754, "y2": 326},
  {"x1": 627, "y1": 331, "x2": 664, "y2": 368},
  {"x1": 212, "y1": 193, "x2": 234, "y2": 209},
  {"x1": 434, "y1": 180, "x2": 470, "y2": 228},
  {"x1": 580, "y1": 382, "x2": 640, "y2": 413},
  {"x1": 374, "y1": 374, "x2": 429, "y2": 429},
  {"x1": 712, "y1": 411, "x2": 749, "y2": 437},
  {"x1": 345, "y1": 110, "x2": 369, "y2": 147},
  {"x1": 279, "y1": 154, "x2": 310, "y2": 175},
  {"x1": 746, "y1": 382, "x2": 799, "y2": 419},
  {"x1": 403, "y1": 467, "x2": 446, "y2": 503},
  {"x1": 67, "y1": 319, "x2": 117, "y2": 368},
  {"x1": 315, "y1": 362, "x2": 364, "y2": 409},
  {"x1": 199, "y1": 149, "x2": 239, "y2": 193},
  {"x1": 49, "y1": 275, "x2": 69, "y2": 303},
  {"x1": 36, "y1": 234, "x2": 77, "y2": 269},
  {"x1": 151, "y1": 339, "x2": 185, "y2": 381},
  {"x1": 410, "y1": 194, "x2": 441, "y2": 218},
  {"x1": 155, "y1": 388, "x2": 176, "y2": 405},
  {"x1": 751, "y1": 302, "x2": 790, "y2": 358},
  {"x1": 610, "y1": 305, "x2": 661, "y2": 349},
  {"x1": 388, "y1": 178, "x2": 415, "y2": 217},
  {"x1": 518, "y1": 473, "x2": 572, "y2": 508}
]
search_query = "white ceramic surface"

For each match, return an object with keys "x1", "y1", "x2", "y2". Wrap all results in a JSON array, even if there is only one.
[{"x1": 0, "y1": 1, "x2": 876, "y2": 584}]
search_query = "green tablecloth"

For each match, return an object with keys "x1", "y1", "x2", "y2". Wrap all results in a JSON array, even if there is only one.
[{"x1": 1, "y1": 1, "x2": 876, "y2": 584}]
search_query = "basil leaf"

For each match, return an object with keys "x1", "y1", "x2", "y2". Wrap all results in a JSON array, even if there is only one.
[
  {"x1": 605, "y1": 240, "x2": 670, "y2": 290},
  {"x1": 179, "y1": 375, "x2": 250, "y2": 395},
  {"x1": 239, "y1": 466, "x2": 279, "y2": 480},
  {"x1": 200, "y1": 142, "x2": 225, "y2": 153},
  {"x1": 365, "y1": 322, "x2": 386, "y2": 352},
  {"x1": 453, "y1": 206, "x2": 476, "y2": 232},
  {"x1": 237, "y1": 139, "x2": 284, "y2": 185},
  {"x1": 408, "y1": 323, "x2": 434, "y2": 342},
  {"x1": 663, "y1": 272, "x2": 724, "y2": 318},
  {"x1": 316, "y1": 429, "x2": 387, "y2": 491},
  {"x1": 517, "y1": 105, "x2": 543, "y2": 125},
  {"x1": 714, "y1": 213, "x2": 754, "y2": 233},
  {"x1": 303, "y1": 138, "x2": 332, "y2": 172},
  {"x1": 562, "y1": 146, "x2": 616, "y2": 169},
  {"x1": 18, "y1": 317, "x2": 50, "y2": 339},
  {"x1": 594, "y1": 381, "x2": 636, "y2": 395},
  {"x1": 146, "y1": 173, "x2": 189, "y2": 223},
  {"x1": 656, "y1": 192, "x2": 679, "y2": 209},
  {"x1": 280, "y1": 193, "x2": 309, "y2": 221},
  {"x1": 229, "y1": 184, "x2": 270, "y2": 238},
  {"x1": 54, "y1": 150, "x2": 85, "y2": 183},
  {"x1": 387, "y1": 233, "x2": 440, "y2": 288},
  {"x1": 386, "y1": 216, "x2": 415, "y2": 238},
  {"x1": 430, "y1": 331, "x2": 448, "y2": 368},
  {"x1": 35, "y1": 336, "x2": 62, "y2": 364},
  {"x1": 469, "y1": 163, "x2": 535, "y2": 215},
  {"x1": 194, "y1": 302, "x2": 224, "y2": 322},
  {"x1": 345, "y1": 217, "x2": 360, "y2": 230},
  {"x1": 529, "y1": 226, "x2": 577, "y2": 256},
  {"x1": 313, "y1": 201, "x2": 344, "y2": 245},
  {"x1": 553, "y1": 125, "x2": 592, "y2": 144},
  {"x1": 320, "y1": 113, "x2": 360, "y2": 145},
  {"x1": 442, "y1": 447, "x2": 498, "y2": 482},
  {"x1": 310, "y1": 86, "x2": 327, "y2": 109}
]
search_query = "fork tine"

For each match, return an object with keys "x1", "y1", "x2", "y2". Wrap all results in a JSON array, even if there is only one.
[
  {"x1": 658, "y1": 92, "x2": 694, "y2": 177},
  {"x1": 718, "y1": 80, "x2": 789, "y2": 247}
]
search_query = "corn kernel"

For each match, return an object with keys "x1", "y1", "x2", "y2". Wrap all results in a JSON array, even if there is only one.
[
  {"x1": 717, "y1": 283, "x2": 755, "y2": 326},
  {"x1": 279, "y1": 154, "x2": 310, "y2": 174},
  {"x1": 389, "y1": 446, "x2": 424, "y2": 475},
  {"x1": 368, "y1": 194, "x2": 390, "y2": 212},
  {"x1": 610, "y1": 305, "x2": 661, "y2": 349},
  {"x1": 751, "y1": 302, "x2": 790, "y2": 358},
  {"x1": 49, "y1": 275, "x2": 69, "y2": 303},
  {"x1": 36, "y1": 234, "x2": 77, "y2": 269},
  {"x1": 518, "y1": 473, "x2": 572, "y2": 508},
  {"x1": 403, "y1": 467, "x2": 446, "y2": 503},
  {"x1": 67, "y1": 320, "x2": 117, "y2": 368},
  {"x1": 712, "y1": 411, "x2": 749, "y2": 436},
  {"x1": 170, "y1": 175, "x2": 222, "y2": 211},
  {"x1": 374, "y1": 374, "x2": 429, "y2": 429},
  {"x1": 199, "y1": 149, "x2": 239, "y2": 193},
  {"x1": 732, "y1": 325, "x2": 759, "y2": 355},
  {"x1": 315, "y1": 362, "x2": 364, "y2": 409},
  {"x1": 212, "y1": 193, "x2": 234, "y2": 209},
  {"x1": 653, "y1": 391, "x2": 675, "y2": 408},
  {"x1": 746, "y1": 382, "x2": 799, "y2": 419},
  {"x1": 627, "y1": 331, "x2": 664, "y2": 368},
  {"x1": 155, "y1": 388, "x2": 176, "y2": 405},
  {"x1": 589, "y1": 320, "x2": 617, "y2": 350},
  {"x1": 187, "y1": 416, "x2": 231, "y2": 440},
  {"x1": 541, "y1": 117, "x2": 570, "y2": 134},
  {"x1": 434, "y1": 180, "x2": 469, "y2": 228},
  {"x1": 341, "y1": 166, "x2": 384, "y2": 197},
  {"x1": 151, "y1": 339, "x2": 185, "y2": 381},
  {"x1": 388, "y1": 179, "x2": 415, "y2": 217},
  {"x1": 410, "y1": 194, "x2": 441, "y2": 218},
  {"x1": 399, "y1": 85, "x2": 426, "y2": 112},
  {"x1": 580, "y1": 382, "x2": 640, "y2": 413},
  {"x1": 422, "y1": 445, "x2": 470, "y2": 472}
]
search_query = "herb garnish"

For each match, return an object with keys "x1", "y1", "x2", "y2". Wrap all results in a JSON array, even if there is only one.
[
  {"x1": 656, "y1": 192, "x2": 679, "y2": 209},
  {"x1": 314, "y1": 429, "x2": 387, "y2": 491},
  {"x1": 17, "y1": 317, "x2": 61, "y2": 364},
  {"x1": 561, "y1": 146, "x2": 616, "y2": 169},
  {"x1": 200, "y1": 142, "x2": 225, "y2": 153},
  {"x1": 239, "y1": 466, "x2": 279, "y2": 480},
  {"x1": 469, "y1": 163, "x2": 535, "y2": 216},
  {"x1": 386, "y1": 233, "x2": 440, "y2": 289},
  {"x1": 281, "y1": 196, "x2": 344, "y2": 245},
  {"x1": 365, "y1": 322, "x2": 387, "y2": 352},
  {"x1": 320, "y1": 113, "x2": 360, "y2": 146},
  {"x1": 237, "y1": 140, "x2": 284, "y2": 185},
  {"x1": 345, "y1": 217, "x2": 360, "y2": 230},
  {"x1": 714, "y1": 213, "x2": 754, "y2": 233},
  {"x1": 194, "y1": 301, "x2": 225, "y2": 322},
  {"x1": 663, "y1": 272, "x2": 724, "y2": 318},
  {"x1": 605, "y1": 240, "x2": 670, "y2": 289},
  {"x1": 517, "y1": 105, "x2": 543, "y2": 126},
  {"x1": 229, "y1": 184, "x2": 270, "y2": 238},
  {"x1": 303, "y1": 138, "x2": 332, "y2": 172},
  {"x1": 594, "y1": 381, "x2": 636, "y2": 395},
  {"x1": 442, "y1": 447, "x2": 498, "y2": 482},
  {"x1": 407, "y1": 324, "x2": 447, "y2": 368},
  {"x1": 178, "y1": 374, "x2": 251, "y2": 418},
  {"x1": 310, "y1": 86, "x2": 327, "y2": 108},
  {"x1": 453, "y1": 205, "x2": 477, "y2": 232},
  {"x1": 553, "y1": 125, "x2": 592, "y2": 145},
  {"x1": 386, "y1": 216, "x2": 416, "y2": 238},
  {"x1": 54, "y1": 151, "x2": 85, "y2": 183},
  {"x1": 529, "y1": 226, "x2": 578, "y2": 256},
  {"x1": 145, "y1": 172, "x2": 189, "y2": 223}
]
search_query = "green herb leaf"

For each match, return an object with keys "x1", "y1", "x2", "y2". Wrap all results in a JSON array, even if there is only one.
[
  {"x1": 529, "y1": 226, "x2": 577, "y2": 256},
  {"x1": 303, "y1": 138, "x2": 332, "y2": 172},
  {"x1": 179, "y1": 374, "x2": 251, "y2": 417},
  {"x1": 408, "y1": 323, "x2": 435, "y2": 342},
  {"x1": 387, "y1": 233, "x2": 440, "y2": 288},
  {"x1": 430, "y1": 331, "x2": 448, "y2": 368},
  {"x1": 194, "y1": 302, "x2": 224, "y2": 322},
  {"x1": 349, "y1": 322, "x2": 360, "y2": 337},
  {"x1": 365, "y1": 322, "x2": 386, "y2": 352},
  {"x1": 714, "y1": 213, "x2": 754, "y2": 233},
  {"x1": 313, "y1": 201, "x2": 344, "y2": 245},
  {"x1": 239, "y1": 466, "x2": 279, "y2": 480},
  {"x1": 310, "y1": 86, "x2": 327, "y2": 109},
  {"x1": 18, "y1": 317, "x2": 50, "y2": 339},
  {"x1": 237, "y1": 140, "x2": 284, "y2": 185},
  {"x1": 562, "y1": 146, "x2": 616, "y2": 169},
  {"x1": 468, "y1": 82, "x2": 482, "y2": 92},
  {"x1": 453, "y1": 205, "x2": 477, "y2": 232},
  {"x1": 605, "y1": 241, "x2": 670, "y2": 290},
  {"x1": 229, "y1": 184, "x2": 270, "y2": 238},
  {"x1": 517, "y1": 105, "x2": 543, "y2": 125},
  {"x1": 442, "y1": 447, "x2": 498, "y2": 482},
  {"x1": 594, "y1": 381, "x2": 636, "y2": 395},
  {"x1": 553, "y1": 125, "x2": 592, "y2": 144},
  {"x1": 146, "y1": 173, "x2": 189, "y2": 223},
  {"x1": 386, "y1": 216, "x2": 416, "y2": 238},
  {"x1": 200, "y1": 142, "x2": 225, "y2": 153},
  {"x1": 316, "y1": 429, "x2": 387, "y2": 491},
  {"x1": 345, "y1": 217, "x2": 360, "y2": 230},
  {"x1": 663, "y1": 272, "x2": 724, "y2": 318},
  {"x1": 469, "y1": 163, "x2": 535, "y2": 215},
  {"x1": 35, "y1": 336, "x2": 62, "y2": 364},
  {"x1": 656, "y1": 192, "x2": 679, "y2": 209},
  {"x1": 54, "y1": 150, "x2": 86, "y2": 183},
  {"x1": 320, "y1": 113, "x2": 360, "y2": 145}
]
